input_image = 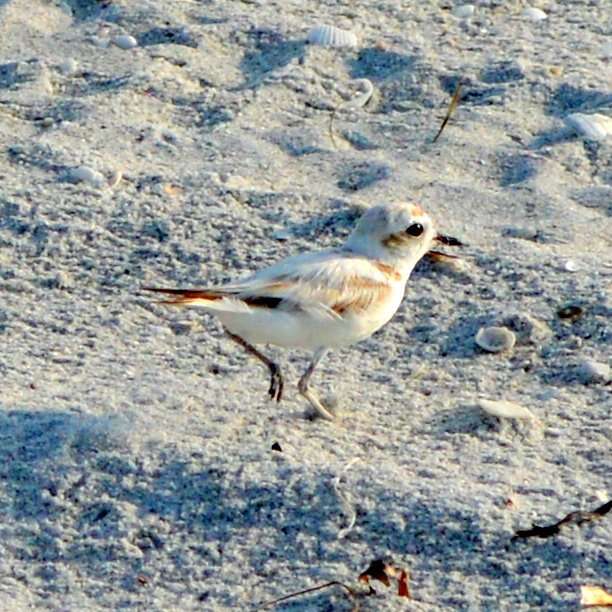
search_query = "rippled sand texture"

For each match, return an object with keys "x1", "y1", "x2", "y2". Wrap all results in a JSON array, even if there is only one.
[{"x1": 0, "y1": 0, "x2": 610, "y2": 610}]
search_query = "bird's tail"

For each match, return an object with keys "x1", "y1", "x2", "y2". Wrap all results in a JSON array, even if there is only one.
[{"x1": 143, "y1": 287, "x2": 250, "y2": 313}]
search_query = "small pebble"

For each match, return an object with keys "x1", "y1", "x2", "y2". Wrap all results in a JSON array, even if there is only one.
[
  {"x1": 477, "y1": 398, "x2": 536, "y2": 421},
  {"x1": 522, "y1": 7, "x2": 547, "y2": 21},
  {"x1": 67, "y1": 166, "x2": 105, "y2": 188},
  {"x1": 557, "y1": 305, "x2": 584, "y2": 321},
  {"x1": 475, "y1": 326, "x2": 516, "y2": 353},
  {"x1": 563, "y1": 259, "x2": 580, "y2": 272},
  {"x1": 575, "y1": 360, "x2": 610, "y2": 384},
  {"x1": 59, "y1": 58, "x2": 78, "y2": 76},
  {"x1": 272, "y1": 229, "x2": 292, "y2": 241},
  {"x1": 112, "y1": 35, "x2": 138, "y2": 50},
  {"x1": 603, "y1": 42, "x2": 612, "y2": 59},
  {"x1": 452, "y1": 4, "x2": 475, "y2": 18}
]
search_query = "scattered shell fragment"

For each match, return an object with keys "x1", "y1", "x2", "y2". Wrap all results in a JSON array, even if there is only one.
[
  {"x1": 580, "y1": 585, "x2": 612, "y2": 607},
  {"x1": 58, "y1": 58, "x2": 78, "y2": 76},
  {"x1": 477, "y1": 399, "x2": 536, "y2": 421},
  {"x1": 272, "y1": 228, "x2": 292, "y2": 241},
  {"x1": 576, "y1": 360, "x2": 610, "y2": 385},
  {"x1": 107, "y1": 170, "x2": 123, "y2": 189},
  {"x1": 452, "y1": 4, "x2": 475, "y2": 18},
  {"x1": 557, "y1": 305, "x2": 584, "y2": 321},
  {"x1": 501, "y1": 312, "x2": 551, "y2": 345},
  {"x1": 67, "y1": 166, "x2": 105, "y2": 188},
  {"x1": 522, "y1": 7, "x2": 547, "y2": 21},
  {"x1": 112, "y1": 34, "x2": 138, "y2": 50},
  {"x1": 565, "y1": 113, "x2": 612, "y2": 142},
  {"x1": 475, "y1": 326, "x2": 516, "y2": 353},
  {"x1": 307, "y1": 25, "x2": 358, "y2": 48},
  {"x1": 563, "y1": 259, "x2": 580, "y2": 272}
]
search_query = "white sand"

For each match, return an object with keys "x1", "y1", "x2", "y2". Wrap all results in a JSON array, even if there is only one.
[{"x1": 0, "y1": 0, "x2": 610, "y2": 609}]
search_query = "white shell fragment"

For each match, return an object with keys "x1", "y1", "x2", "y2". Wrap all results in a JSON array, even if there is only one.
[
  {"x1": 565, "y1": 113, "x2": 612, "y2": 142},
  {"x1": 58, "y1": 58, "x2": 78, "y2": 76},
  {"x1": 475, "y1": 326, "x2": 516, "y2": 353},
  {"x1": 68, "y1": 166, "x2": 105, "y2": 188},
  {"x1": 307, "y1": 25, "x2": 358, "y2": 48},
  {"x1": 522, "y1": 7, "x2": 547, "y2": 21},
  {"x1": 576, "y1": 360, "x2": 610, "y2": 384},
  {"x1": 478, "y1": 399, "x2": 536, "y2": 421},
  {"x1": 563, "y1": 259, "x2": 580, "y2": 272},
  {"x1": 112, "y1": 34, "x2": 138, "y2": 50},
  {"x1": 452, "y1": 4, "x2": 475, "y2": 19}
]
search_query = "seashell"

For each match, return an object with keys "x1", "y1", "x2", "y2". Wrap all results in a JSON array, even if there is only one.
[
  {"x1": 58, "y1": 58, "x2": 78, "y2": 76},
  {"x1": 563, "y1": 259, "x2": 580, "y2": 272},
  {"x1": 565, "y1": 113, "x2": 612, "y2": 142},
  {"x1": 307, "y1": 25, "x2": 358, "y2": 48},
  {"x1": 112, "y1": 34, "x2": 138, "y2": 50},
  {"x1": 67, "y1": 166, "x2": 105, "y2": 188},
  {"x1": 452, "y1": 4, "x2": 475, "y2": 18},
  {"x1": 475, "y1": 326, "x2": 516, "y2": 353},
  {"x1": 477, "y1": 399, "x2": 536, "y2": 420},
  {"x1": 522, "y1": 7, "x2": 547, "y2": 21}
]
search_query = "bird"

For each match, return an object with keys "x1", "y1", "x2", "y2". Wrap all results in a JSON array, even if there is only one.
[{"x1": 145, "y1": 201, "x2": 461, "y2": 421}]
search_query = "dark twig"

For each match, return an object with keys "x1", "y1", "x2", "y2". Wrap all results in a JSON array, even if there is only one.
[
  {"x1": 256, "y1": 580, "x2": 359, "y2": 610},
  {"x1": 432, "y1": 79, "x2": 463, "y2": 143},
  {"x1": 513, "y1": 500, "x2": 612, "y2": 540}
]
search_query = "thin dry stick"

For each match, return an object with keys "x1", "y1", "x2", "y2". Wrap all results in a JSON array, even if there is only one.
[
  {"x1": 432, "y1": 79, "x2": 463, "y2": 143},
  {"x1": 256, "y1": 580, "x2": 358, "y2": 610}
]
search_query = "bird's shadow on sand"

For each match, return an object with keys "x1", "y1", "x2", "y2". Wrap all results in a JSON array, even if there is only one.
[{"x1": 1, "y1": 408, "x2": 607, "y2": 609}]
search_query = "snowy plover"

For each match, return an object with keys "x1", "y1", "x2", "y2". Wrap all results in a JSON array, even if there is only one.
[{"x1": 146, "y1": 202, "x2": 461, "y2": 420}]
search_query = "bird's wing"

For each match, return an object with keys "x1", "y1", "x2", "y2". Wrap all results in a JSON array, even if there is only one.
[{"x1": 145, "y1": 250, "x2": 397, "y2": 319}]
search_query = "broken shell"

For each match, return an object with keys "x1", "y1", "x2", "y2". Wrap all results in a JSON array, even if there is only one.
[
  {"x1": 575, "y1": 360, "x2": 610, "y2": 384},
  {"x1": 565, "y1": 113, "x2": 612, "y2": 142},
  {"x1": 107, "y1": 169, "x2": 123, "y2": 188},
  {"x1": 307, "y1": 25, "x2": 358, "y2": 48},
  {"x1": 522, "y1": 7, "x2": 547, "y2": 21},
  {"x1": 563, "y1": 259, "x2": 580, "y2": 272},
  {"x1": 67, "y1": 166, "x2": 105, "y2": 188},
  {"x1": 477, "y1": 399, "x2": 536, "y2": 420},
  {"x1": 475, "y1": 326, "x2": 516, "y2": 353},
  {"x1": 452, "y1": 4, "x2": 475, "y2": 19}
]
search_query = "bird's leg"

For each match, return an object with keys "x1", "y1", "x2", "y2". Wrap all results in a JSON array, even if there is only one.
[
  {"x1": 298, "y1": 348, "x2": 336, "y2": 421},
  {"x1": 224, "y1": 329, "x2": 284, "y2": 402}
]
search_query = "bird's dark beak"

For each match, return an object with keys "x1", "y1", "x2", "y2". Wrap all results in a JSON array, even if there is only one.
[{"x1": 434, "y1": 233, "x2": 463, "y2": 247}]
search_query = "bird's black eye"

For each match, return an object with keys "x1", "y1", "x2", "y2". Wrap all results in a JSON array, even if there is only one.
[{"x1": 406, "y1": 223, "x2": 424, "y2": 237}]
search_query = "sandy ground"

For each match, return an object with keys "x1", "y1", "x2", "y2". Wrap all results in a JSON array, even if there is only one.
[{"x1": 0, "y1": 0, "x2": 610, "y2": 610}]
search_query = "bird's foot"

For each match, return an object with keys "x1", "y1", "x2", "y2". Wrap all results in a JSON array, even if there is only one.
[{"x1": 267, "y1": 364, "x2": 284, "y2": 402}]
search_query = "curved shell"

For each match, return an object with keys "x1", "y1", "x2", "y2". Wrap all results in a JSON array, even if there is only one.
[
  {"x1": 475, "y1": 326, "x2": 516, "y2": 353},
  {"x1": 477, "y1": 399, "x2": 535, "y2": 420},
  {"x1": 565, "y1": 113, "x2": 612, "y2": 141},
  {"x1": 522, "y1": 7, "x2": 547, "y2": 21},
  {"x1": 307, "y1": 25, "x2": 358, "y2": 48}
]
